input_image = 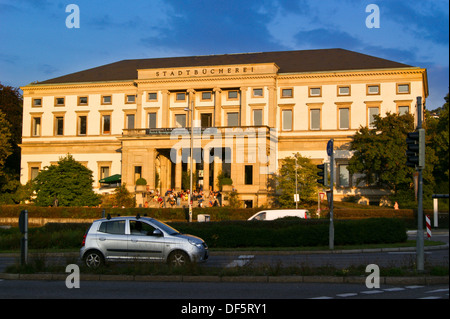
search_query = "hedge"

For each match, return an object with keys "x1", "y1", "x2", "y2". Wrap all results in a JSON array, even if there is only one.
[
  {"x1": 170, "y1": 218, "x2": 407, "y2": 248},
  {"x1": 0, "y1": 218, "x2": 407, "y2": 251}
]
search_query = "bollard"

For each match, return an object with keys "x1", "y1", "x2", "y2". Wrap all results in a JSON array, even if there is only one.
[
  {"x1": 19, "y1": 209, "x2": 28, "y2": 265},
  {"x1": 426, "y1": 215, "x2": 431, "y2": 239}
]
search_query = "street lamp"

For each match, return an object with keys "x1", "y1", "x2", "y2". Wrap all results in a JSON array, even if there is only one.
[
  {"x1": 184, "y1": 100, "x2": 194, "y2": 222},
  {"x1": 294, "y1": 153, "x2": 298, "y2": 209}
]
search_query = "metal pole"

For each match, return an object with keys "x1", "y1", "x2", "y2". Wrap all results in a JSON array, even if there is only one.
[
  {"x1": 416, "y1": 96, "x2": 424, "y2": 272},
  {"x1": 329, "y1": 140, "x2": 334, "y2": 250},
  {"x1": 295, "y1": 155, "x2": 298, "y2": 209},
  {"x1": 189, "y1": 100, "x2": 194, "y2": 223}
]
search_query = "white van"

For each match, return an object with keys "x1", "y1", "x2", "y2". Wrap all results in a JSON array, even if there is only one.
[{"x1": 248, "y1": 209, "x2": 308, "y2": 221}]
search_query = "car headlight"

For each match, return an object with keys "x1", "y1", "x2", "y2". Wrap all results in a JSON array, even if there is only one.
[{"x1": 188, "y1": 239, "x2": 203, "y2": 249}]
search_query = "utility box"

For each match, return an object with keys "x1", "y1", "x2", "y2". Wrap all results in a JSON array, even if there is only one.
[{"x1": 197, "y1": 214, "x2": 210, "y2": 222}]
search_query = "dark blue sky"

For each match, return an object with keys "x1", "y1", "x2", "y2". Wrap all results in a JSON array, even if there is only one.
[{"x1": 0, "y1": 0, "x2": 448, "y2": 109}]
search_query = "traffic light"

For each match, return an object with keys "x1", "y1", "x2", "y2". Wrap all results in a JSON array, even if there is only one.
[
  {"x1": 406, "y1": 128, "x2": 425, "y2": 169},
  {"x1": 317, "y1": 163, "x2": 329, "y2": 186}
]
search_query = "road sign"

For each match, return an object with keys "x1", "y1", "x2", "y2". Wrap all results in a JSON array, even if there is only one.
[{"x1": 327, "y1": 139, "x2": 333, "y2": 156}]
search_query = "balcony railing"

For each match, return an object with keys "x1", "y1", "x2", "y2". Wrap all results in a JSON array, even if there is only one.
[{"x1": 122, "y1": 126, "x2": 271, "y2": 137}]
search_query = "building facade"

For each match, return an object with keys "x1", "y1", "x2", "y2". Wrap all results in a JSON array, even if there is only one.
[{"x1": 20, "y1": 49, "x2": 428, "y2": 207}]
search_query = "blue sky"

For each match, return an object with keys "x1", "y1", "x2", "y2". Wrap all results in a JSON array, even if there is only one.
[{"x1": 0, "y1": 0, "x2": 448, "y2": 109}]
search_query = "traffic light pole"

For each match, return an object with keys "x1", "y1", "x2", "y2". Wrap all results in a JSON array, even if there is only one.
[
  {"x1": 416, "y1": 97, "x2": 424, "y2": 272},
  {"x1": 329, "y1": 146, "x2": 334, "y2": 250}
]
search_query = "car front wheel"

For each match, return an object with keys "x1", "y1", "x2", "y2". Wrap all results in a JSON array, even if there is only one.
[
  {"x1": 84, "y1": 250, "x2": 104, "y2": 268},
  {"x1": 168, "y1": 250, "x2": 190, "y2": 267}
]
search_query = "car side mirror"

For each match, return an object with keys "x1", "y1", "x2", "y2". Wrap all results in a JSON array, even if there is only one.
[{"x1": 152, "y1": 229, "x2": 163, "y2": 237}]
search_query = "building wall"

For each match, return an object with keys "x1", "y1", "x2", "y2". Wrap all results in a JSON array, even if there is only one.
[{"x1": 20, "y1": 62, "x2": 427, "y2": 205}]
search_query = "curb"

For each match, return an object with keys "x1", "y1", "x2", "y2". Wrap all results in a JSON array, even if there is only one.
[{"x1": 0, "y1": 272, "x2": 447, "y2": 285}]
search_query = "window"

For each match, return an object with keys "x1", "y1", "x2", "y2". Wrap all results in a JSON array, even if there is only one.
[
  {"x1": 134, "y1": 166, "x2": 142, "y2": 183},
  {"x1": 126, "y1": 95, "x2": 136, "y2": 103},
  {"x1": 309, "y1": 87, "x2": 321, "y2": 97},
  {"x1": 227, "y1": 90, "x2": 239, "y2": 100},
  {"x1": 130, "y1": 220, "x2": 156, "y2": 236},
  {"x1": 148, "y1": 92, "x2": 158, "y2": 101},
  {"x1": 99, "y1": 220, "x2": 125, "y2": 235},
  {"x1": 30, "y1": 167, "x2": 40, "y2": 180},
  {"x1": 102, "y1": 115, "x2": 111, "y2": 134},
  {"x1": 32, "y1": 98, "x2": 42, "y2": 107},
  {"x1": 55, "y1": 97, "x2": 65, "y2": 106},
  {"x1": 32, "y1": 117, "x2": 41, "y2": 136},
  {"x1": 78, "y1": 115, "x2": 87, "y2": 135},
  {"x1": 175, "y1": 114, "x2": 186, "y2": 127},
  {"x1": 252, "y1": 88, "x2": 263, "y2": 97},
  {"x1": 253, "y1": 109, "x2": 262, "y2": 126},
  {"x1": 245, "y1": 165, "x2": 253, "y2": 185},
  {"x1": 176, "y1": 92, "x2": 186, "y2": 101},
  {"x1": 126, "y1": 114, "x2": 135, "y2": 129},
  {"x1": 100, "y1": 166, "x2": 110, "y2": 180},
  {"x1": 397, "y1": 84, "x2": 410, "y2": 94},
  {"x1": 339, "y1": 108, "x2": 349, "y2": 130},
  {"x1": 227, "y1": 112, "x2": 239, "y2": 126},
  {"x1": 55, "y1": 116, "x2": 64, "y2": 136},
  {"x1": 281, "y1": 109, "x2": 292, "y2": 131},
  {"x1": 201, "y1": 92, "x2": 212, "y2": 101},
  {"x1": 281, "y1": 88, "x2": 293, "y2": 98},
  {"x1": 398, "y1": 106, "x2": 409, "y2": 115},
  {"x1": 78, "y1": 96, "x2": 88, "y2": 105},
  {"x1": 338, "y1": 86, "x2": 350, "y2": 96},
  {"x1": 148, "y1": 112, "x2": 157, "y2": 128},
  {"x1": 368, "y1": 107, "x2": 379, "y2": 129},
  {"x1": 310, "y1": 109, "x2": 320, "y2": 130},
  {"x1": 367, "y1": 85, "x2": 380, "y2": 95},
  {"x1": 339, "y1": 164, "x2": 350, "y2": 187},
  {"x1": 102, "y1": 95, "x2": 112, "y2": 104},
  {"x1": 201, "y1": 113, "x2": 212, "y2": 128}
]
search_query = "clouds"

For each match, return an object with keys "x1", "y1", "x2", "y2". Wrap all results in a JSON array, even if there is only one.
[{"x1": 0, "y1": 0, "x2": 447, "y2": 108}]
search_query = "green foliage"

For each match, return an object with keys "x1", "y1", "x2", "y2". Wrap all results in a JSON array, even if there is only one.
[
  {"x1": 112, "y1": 184, "x2": 136, "y2": 208},
  {"x1": 33, "y1": 154, "x2": 100, "y2": 207},
  {"x1": 269, "y1": 153, "x2": 318, "y2": 208},
  {"x1": 135, "y1": 178, "x2": 147, "y2": 186},
  {"x1": 348, "y1": 112, "x2": 437, "y2": 207}
]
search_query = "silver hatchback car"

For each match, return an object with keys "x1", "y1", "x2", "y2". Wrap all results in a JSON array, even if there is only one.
[{"x1": 80, "y1": 215, "x2": 208, "y2": 268}]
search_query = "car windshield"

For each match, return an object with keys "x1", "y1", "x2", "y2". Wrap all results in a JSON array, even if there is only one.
[{"x1": 150, "y1": 219, "x2": 180, "y2": 235}]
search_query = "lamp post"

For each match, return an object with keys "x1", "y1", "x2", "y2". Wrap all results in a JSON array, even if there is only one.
[
  {"x1": 295, "y1": 154, "x2": 298, "y2": 209},
  {"x1": 185, "y1": 100, "x2": 194, "y2": 222}
]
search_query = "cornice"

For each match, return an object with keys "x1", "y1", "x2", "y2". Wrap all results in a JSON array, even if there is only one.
[{"x1": 278, "y1": 68, "x2": 426, "y2": 80}]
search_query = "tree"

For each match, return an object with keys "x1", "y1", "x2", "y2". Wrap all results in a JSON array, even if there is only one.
[
  {"x1": 348, "y1": 112, "x2": 436, "y2": 206},
  {"x1": 33, "y1": 154, "x2": 100, "y2": 206},
  {"x1": 0, "y1": 111, "x2": 12, "y2": 177},
  {"x1": 112, "y1": 184, "x2": 135, "y2": 208},
  {"x1": 426, "y1": 93, "x2": 449, "y2": 194},
  {"x1": 268, "y1": 153, "x2": 318, "y2": 208}
]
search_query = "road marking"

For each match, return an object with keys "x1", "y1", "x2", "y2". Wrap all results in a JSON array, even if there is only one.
[
  {"x1": 226, "y1": 255, "x2": 254, "y2": 268},
  {"x1": 383, "y1": 287, "x2": 406, "y2": 292},
  {"x1": 418, "y1": 296, "x2": 442, "y2": 299},
  {"x1": 309, "y1": 296, "x2": 334, "y2": 299},
  {"x1": 360, "y1": 290, "x2": 384, "y2": 294},
  {"x1": 406, "y1": 285, "x2": 424, "y2": 289},
  {"x1": 336, "y1": 293, "x2": 358, "y2": 297},
  {"x1": 425, "y1": 288, "x2": 449, "y2": 294}
]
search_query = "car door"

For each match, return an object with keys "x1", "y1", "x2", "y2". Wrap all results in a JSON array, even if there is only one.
[
  {"x1": 128, "y1": 220, "x2": 165, "y2": 261},
  {"x1": 97, "y1": 219, "x2": 128, "y2": 259}
]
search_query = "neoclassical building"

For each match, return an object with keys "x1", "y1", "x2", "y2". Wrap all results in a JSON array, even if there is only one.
[{"x1": 20, "y1": 49, "x2": 428, "y2": 207}]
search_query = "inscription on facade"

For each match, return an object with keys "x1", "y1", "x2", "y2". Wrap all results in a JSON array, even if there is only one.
[{"x1": 137, "y1": 63, "x2": 278, "y2": 80}]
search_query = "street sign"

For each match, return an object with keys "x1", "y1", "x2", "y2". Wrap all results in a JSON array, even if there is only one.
[
  {"x1": 327, "y1": 139, "x2": 333, "y2": 156},
  {"x1": 294, "y1": 194, "x2": 300, "y2": 202}
]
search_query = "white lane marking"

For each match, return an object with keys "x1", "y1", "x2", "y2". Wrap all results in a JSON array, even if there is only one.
[
  {"x1": 406, "y1": 285, "x2": 424, "y2": 289},
  {"x1": 383, "y1": 287, "x2": 406, "y2": 292},
  {"x1": 360, "y1": 290, "x2": 384, "y2": 294},
  {"x1": 309, "y1": 296, "x2": 334, "y2": 299},
  {"x1": 226, "y1": 255, "x2": 254, "y2": 268},
  {"x1": 425, "y1": 288, "x2": 449, "y2": 294},
  {"x1": 336, "y1": 293, "x2": 358, "y2": 297}
]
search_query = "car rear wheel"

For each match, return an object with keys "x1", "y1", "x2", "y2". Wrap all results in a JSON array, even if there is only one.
[
  {"x1": 168, "y1": 250, "x2": 190, "y2": 267},
  {"x1": 84, "y1": 250, "x2": 104, "y2": 268}
]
